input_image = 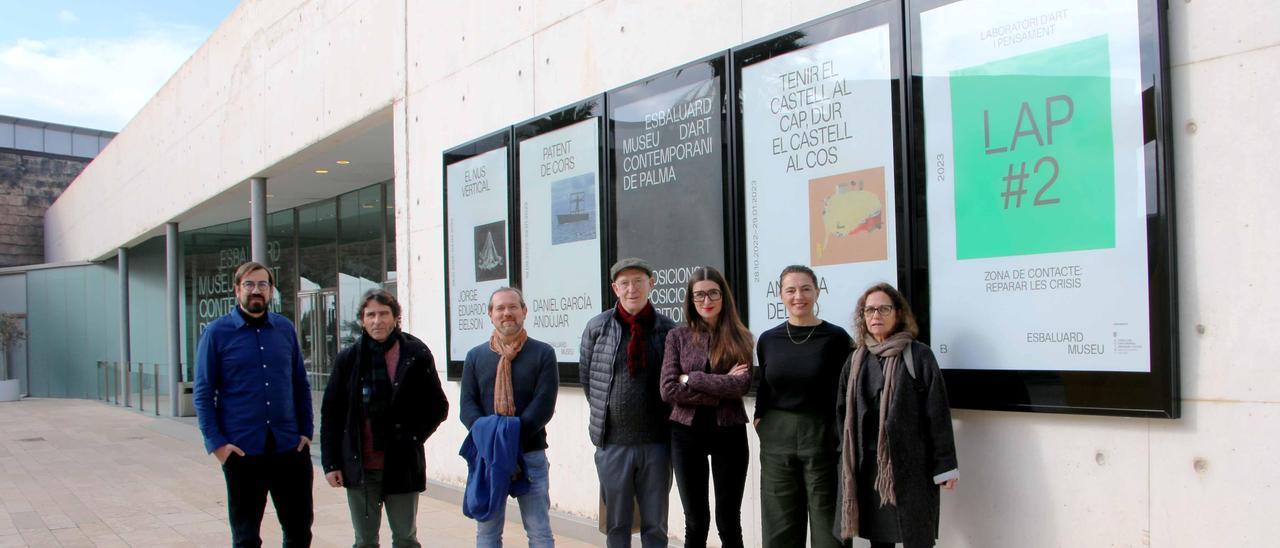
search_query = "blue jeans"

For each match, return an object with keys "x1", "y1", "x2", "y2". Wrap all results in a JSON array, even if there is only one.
[{"x1": 476, "y1": 449, "x2": 554, "y2": 547}]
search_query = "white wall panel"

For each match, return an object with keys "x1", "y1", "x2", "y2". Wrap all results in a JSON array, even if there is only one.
[
  {"x1": 940, "y1": 410, "x2": 1150, "y2": 547},
  {"x1": 409, "y1": 0, "x2": 535, "y2": 95},
  {"x1": 1150, "y1": 400, "x2": 1280, "y2": 548},
  {"x1": 531, "y1": 0, "x2": 740, "y2": 110},
  {"x1": 1169, "y1": 44, "x2": 1280, "y2": 404},
  {"x1": 1168, "y1": 0, "x2": 1280, "y2": 67}
]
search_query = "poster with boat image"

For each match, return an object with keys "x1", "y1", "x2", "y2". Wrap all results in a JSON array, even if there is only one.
[
  {"x1": 551, "y1": 174, "x2": 596, "y2": 245},
  {"x1": 517, "y1": 116, "x2": 603, "y2": 362},
  {"x1": 445, "y1": 141, "x2": 510, "y2": 364}
]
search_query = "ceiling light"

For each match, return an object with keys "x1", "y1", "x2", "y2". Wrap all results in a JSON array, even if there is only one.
[
  {"x1": 314, "y1": 169, "x2": 329, "y2": 174},
  {"x1": 335, "y1": 160, "x2": 351, "y2": 165}
]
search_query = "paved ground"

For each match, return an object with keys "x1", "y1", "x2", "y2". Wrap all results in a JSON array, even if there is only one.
[{"x1": 0, "y1": 399, "x2": 598, "y2": 547}]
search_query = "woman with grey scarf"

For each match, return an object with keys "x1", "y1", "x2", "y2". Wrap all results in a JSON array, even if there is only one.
[{"x1": 835, "y1": 283, "x2": 958, "y2": 548}]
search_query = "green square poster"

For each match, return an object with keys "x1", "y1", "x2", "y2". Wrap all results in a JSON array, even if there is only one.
[{"x1": 950, "y1": 35, "x2": 1116, "y2": 260}]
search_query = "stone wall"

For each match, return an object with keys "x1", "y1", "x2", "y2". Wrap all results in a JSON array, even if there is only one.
[{"x1": 0, "y1": 149, "x2": 89, "y2": 267}]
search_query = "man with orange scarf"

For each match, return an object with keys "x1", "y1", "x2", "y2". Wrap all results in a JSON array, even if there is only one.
[{"x1": 460, "y1": 287, "x2": 560, "y2": 547}]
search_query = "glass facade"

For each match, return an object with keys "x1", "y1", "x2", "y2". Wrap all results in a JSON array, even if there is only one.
[
  {"x1": 270, "y1": 209, "x2": 298, "y2": 323},
  {"x1": 184, "y1": 219, "x2": 251, "y2": 355},
  {"x1": 182, "y1": 181, "x2": 394, "y2": 406},
  {"x1": 385, "y1": 187, "x2": 397, "y2": 293},
  {"x1": 297, "y1": 200, "x2": 338, "y2": 291},
  {"x1": 338, "y1": 185, "x2": 384, "y2": 347}
]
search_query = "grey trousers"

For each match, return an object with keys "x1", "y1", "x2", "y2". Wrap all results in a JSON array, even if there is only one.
[
  {"x1": 595, "y1": 443, "x2": 672, "y2": 548},
  {"x1": 345, "y1": 470, "x2": 421, "y2": 548}
]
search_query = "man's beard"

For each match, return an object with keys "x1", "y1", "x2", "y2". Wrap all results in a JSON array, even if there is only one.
[{"x1": 242, "y1": 296, "x2": 267, "y2": 314}]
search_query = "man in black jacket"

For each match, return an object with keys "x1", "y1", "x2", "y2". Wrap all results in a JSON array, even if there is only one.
[{"x1": 321, "y1": 289, "x2": 448, "y2": 548}]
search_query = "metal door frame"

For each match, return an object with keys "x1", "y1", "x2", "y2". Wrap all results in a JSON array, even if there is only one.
[{"x1": 296, "y1": 288, "x2": 338, "y2": 389}]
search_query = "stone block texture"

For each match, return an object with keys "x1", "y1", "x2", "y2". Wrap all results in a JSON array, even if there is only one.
[{"x1": 0, "y1": 148, "x2": 90, "y2": 267}]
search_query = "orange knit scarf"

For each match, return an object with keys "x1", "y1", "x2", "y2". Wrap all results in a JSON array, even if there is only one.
[{"x1": 488, "y1": 328, "x2": 528, "y2": 416}]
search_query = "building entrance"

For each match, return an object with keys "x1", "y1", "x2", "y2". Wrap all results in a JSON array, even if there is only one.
[{"x1": 297, "y1": 289, "x2": 337, "y2": 396}]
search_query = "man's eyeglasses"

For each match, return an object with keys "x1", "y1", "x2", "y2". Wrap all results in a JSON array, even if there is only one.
[
  {"x1": 863, "y1": 305, "x2": 895, "y2": 317},
  {"x1": 691, "y1": 289, "x2": 722, "y2": 303},
  {"x1": 240, "y1": 281, "x2": 272, "y2": 291}
]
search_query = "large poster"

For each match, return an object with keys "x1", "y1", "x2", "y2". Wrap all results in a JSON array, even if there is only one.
[
  {"x1": 518, "y1": 118, "x2": 602, "y2": 362},
  {"x1": 613, "y1": 71, "x2": 725, "y2": 323},
  {"x1": 921, "y1": 0, "x2": 1150, "y2": 372},
  {"x1": 446, "y1": 147, "x2": 509, "y2": 362},
  {"x1": 741, "y1": 24, "x2": 899, "y2": 332}
]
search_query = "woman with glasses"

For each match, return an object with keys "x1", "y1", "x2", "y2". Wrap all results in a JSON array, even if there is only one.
[
  {"x1": 659, "y1": 266, "x2": 754, "y2": 548},
  {"x1": 836, "y1": 283, "x2": 957, "y2": 548},
  {"x1": 754, "y1": 265, "x2": 851, "y2": 548}
]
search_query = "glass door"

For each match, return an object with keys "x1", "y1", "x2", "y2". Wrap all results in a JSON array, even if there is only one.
[{"x1": 297, "y1": 289, "x2": 337, "y2": 393}]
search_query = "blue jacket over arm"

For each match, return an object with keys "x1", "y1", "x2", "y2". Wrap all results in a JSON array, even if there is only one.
[{"x1": 460, "y1": 415, "x2": 528, "y2": 521}]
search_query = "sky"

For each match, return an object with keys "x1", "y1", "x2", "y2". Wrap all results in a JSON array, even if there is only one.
[{"x1": 0, "y1": 1, "x2": 240, "y2": 132}]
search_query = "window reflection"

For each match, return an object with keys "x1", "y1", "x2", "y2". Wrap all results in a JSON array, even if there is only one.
[
  {"x1": 297, "y1": 201, "x2": 337, "y2": 291},
  {"x1": 178, "y1": 181, "x2": 395, "y2": 437},
  {"x1": 339, "y1": 184, "x2": 386, "y2": 346}
]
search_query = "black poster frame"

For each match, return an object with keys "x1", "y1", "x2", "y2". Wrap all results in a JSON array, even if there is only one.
[
  {"x1": 442, "y1": 128, "x2": 514, "y2": 381},
  {"x1": 730, "y1": 0, "x2": 913, "y2": 328},
  {"x1": 511, "y1": 96, "x2": 608, "y2": 386},
  {"x1": 606, "y1": 52, "x2": 737, "y2": 324},
  {"x1": 904, "y1": 0, "x2": 1179, "y2": 418}
]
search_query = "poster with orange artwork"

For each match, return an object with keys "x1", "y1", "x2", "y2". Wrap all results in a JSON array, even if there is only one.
[
  {"x1": 808, "y1": 166, "x2": 888, "y2": 266},
  {"x1": 740, "y1": 23, "x2": 898, "y2": 332}
]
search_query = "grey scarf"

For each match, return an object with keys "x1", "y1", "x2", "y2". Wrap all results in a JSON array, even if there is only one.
[{"x1": 839, "y1": 330, "x2": 914, "y2": 539}]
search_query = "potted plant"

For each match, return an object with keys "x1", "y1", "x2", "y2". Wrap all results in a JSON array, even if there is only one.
[{"x1": 0, "y1": 313, "x2": 26, "y2": 401}]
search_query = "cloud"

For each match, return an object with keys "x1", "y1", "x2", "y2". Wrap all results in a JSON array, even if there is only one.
[
  {"x1": 0, "y1": 28, "x2": 204, "y2": 131},
  {"x1": 57, "y1": 9, "x2": 78, "y2": 24}
]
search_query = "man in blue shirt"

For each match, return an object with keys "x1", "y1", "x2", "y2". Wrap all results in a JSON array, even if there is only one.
[{"x1": 195, "y1": 261, "x2": 314, "y2": 547}]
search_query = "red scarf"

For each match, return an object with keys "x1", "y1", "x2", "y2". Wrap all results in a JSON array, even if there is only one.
[{"x1": 615, "y1": 302, "x2": 655, "y2": 377}]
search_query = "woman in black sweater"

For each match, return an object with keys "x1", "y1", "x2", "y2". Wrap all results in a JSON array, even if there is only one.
[{"x1": 754, "y1": 265, "x2": 851, "y2": 548}]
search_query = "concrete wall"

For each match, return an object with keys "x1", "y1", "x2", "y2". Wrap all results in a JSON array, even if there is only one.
[
  {"x1": 41, "y1": 0, "x2": 1280, "y2": 546},
  {"x1": 43, "y1": 0, "x2": 406, "y2": 261}
]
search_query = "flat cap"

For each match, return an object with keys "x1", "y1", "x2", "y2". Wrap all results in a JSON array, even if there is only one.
[{"x1": 610, "y1": 257, "x2": 653, "y2": 280}]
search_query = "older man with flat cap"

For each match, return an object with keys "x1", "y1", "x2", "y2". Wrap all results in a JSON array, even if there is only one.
[{"x1": 579, "y1": 258, "x2": 677, "y2": 547}]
